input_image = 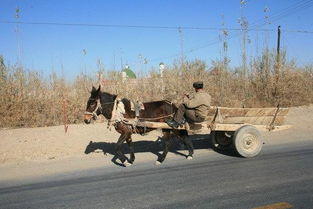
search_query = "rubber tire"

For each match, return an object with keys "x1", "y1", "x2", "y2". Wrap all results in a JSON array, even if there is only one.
[
  {"x1": 233, "y1": 125, "x2": 263, "y2": 158},
  {"x1": 211, "y1": 131, "x2": 233, "y2": 151}
]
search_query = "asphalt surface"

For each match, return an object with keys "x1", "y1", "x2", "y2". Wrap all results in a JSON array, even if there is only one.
[{"x1": 1, "y1": 140, "x2": 313, "y2": 209}]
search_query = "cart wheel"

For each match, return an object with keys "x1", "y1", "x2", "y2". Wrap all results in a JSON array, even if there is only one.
[
  {"x1": 233, "y1": 125, "x2": 263, "y2": 158},
  {"x1": 211, "y1": 131, "x2": 233, "y2": 151}
]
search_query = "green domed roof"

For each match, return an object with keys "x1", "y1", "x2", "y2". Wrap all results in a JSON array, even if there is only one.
[{"x1": 122, "y1": 68, "x2": 136, "y2": 79}]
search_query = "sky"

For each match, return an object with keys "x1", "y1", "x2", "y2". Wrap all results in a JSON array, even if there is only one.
[{"x1": 1, "y1": 0, "x2": 313, "y2": 79}]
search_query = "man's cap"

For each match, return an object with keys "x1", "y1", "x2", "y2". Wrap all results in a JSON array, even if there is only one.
[{"x1": 193, "y1": 81, "x2": 203, "y2": 89}]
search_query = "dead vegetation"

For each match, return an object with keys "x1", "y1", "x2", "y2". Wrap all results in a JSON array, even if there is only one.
[{"x1": 0, "y1": 52, "x2": 312, "y2": 128}]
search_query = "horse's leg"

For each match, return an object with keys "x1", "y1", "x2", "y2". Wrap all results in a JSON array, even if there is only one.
[
  {"x1": 176, "y1": 130, "x2": 194, "y2": 159},
  {"x1": 156, "y1": 129, "x2": 171, "y2": 164},
  {"x1": 116, "y1": 132, "x2": 131, "y2": 166},
  {"x1": 126, "y1": 136, "x2": 135, "y2": 164},
  {"x1": 182, "y1": 135, "x2": 194, "y2": 159},
  {"x1": 178, "y1": 130, "x2": 194, "y2": 158}
]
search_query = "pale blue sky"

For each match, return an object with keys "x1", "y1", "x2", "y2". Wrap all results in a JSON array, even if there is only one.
[{"x1": 1, "y1": 0, "x2": 313, "y2": 79}]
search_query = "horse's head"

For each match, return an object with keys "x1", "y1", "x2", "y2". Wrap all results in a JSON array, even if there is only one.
[{"x1": 84, "y1": 85, "x2": 101, "y2": 124}]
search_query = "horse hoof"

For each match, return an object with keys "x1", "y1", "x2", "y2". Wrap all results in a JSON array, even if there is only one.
[
  {"x1": 123, "y1": 161, "x2": 132, "y2": 167},
  {"x1": 155, "y1": 161, "x2": 162, "y2": 165},
  {"x1": 186, "y1": 155, "x2": 193, "y2": 160}
]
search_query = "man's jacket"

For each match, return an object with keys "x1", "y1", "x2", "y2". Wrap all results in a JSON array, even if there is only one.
[{"x1": 183, "y1": 91, "x2": 211, "y2": 119}]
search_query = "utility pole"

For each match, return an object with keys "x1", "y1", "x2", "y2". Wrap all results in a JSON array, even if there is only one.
[
  {"x1": 274, "y1": 25, "x2": 281, "y2": 104},
  {"x1": 120, "y1": 48, "x2": 124, "y2": 70},
  {"x1": 15, "y1": 7, "x2": 22, "y2": 66},
  {"x1": 277, "y1": 25, "x2": 281, "y2": 62},
  {"x1": 113, "y1": 51, "x2": 116, "y2": 71},
  {"x1": 276, "y1": 25, "x2": 281, "y2": 74},
  {"x1": 178, "y1": 27, "x2": 185, "y2": 70}
]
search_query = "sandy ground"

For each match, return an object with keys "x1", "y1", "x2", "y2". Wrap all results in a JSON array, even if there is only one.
[{"x1": 1, "y1": 105, "x2": 313, "y2": 183}]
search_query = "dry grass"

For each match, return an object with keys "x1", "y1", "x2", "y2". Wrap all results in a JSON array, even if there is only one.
[{"x1": 0, "y1": 52, "x2": 312, "y2": 128}]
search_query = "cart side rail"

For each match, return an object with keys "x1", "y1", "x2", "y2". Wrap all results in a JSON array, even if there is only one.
[
  {"x1": 206, "y1": 106, "x2": 289, "y2": 126},
  {"x1": 135, "y1": 106, "x2": 291, "y2": 133}
]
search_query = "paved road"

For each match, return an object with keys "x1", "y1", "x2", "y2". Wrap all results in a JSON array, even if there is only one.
[{"x1": 1, "y1": 140, "x2": 313, "y2": 209}]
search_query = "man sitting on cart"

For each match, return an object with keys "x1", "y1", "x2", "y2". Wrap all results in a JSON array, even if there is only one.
[{"x1": 166, "y1": 81, "x2": 211, "y2": 129}]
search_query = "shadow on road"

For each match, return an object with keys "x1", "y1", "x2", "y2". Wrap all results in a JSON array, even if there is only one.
[{"x1": 84, "y1": 134, "x2": 238, "y2": 166}]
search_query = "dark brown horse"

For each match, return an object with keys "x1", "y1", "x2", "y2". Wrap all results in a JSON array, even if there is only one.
[{"x1": 84, "y1": 85, "x2": 194, "y2": 166}]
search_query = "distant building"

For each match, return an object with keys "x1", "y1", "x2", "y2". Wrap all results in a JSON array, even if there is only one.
[
  {"x1": 122, "y1": 65, "x2": 136, "y2": 81},
  {"x1": 159, "y1": 62, "x2": 165, "y2": 78}
]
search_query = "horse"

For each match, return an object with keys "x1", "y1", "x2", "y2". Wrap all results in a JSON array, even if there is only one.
[{"x1": 84, "y1": 85, "x2": 194, "y2": 166}]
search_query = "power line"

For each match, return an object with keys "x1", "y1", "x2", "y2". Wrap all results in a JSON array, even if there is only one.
[
  {"x1": 283, "y1": 29, "x2": 313, "y2": 34},
  {"x1": 149, "y1": 0, "x2": 313, "y2": 63},
  {"x1": 1, "y1": 0, "x2": 312, "y2": 64},
  {"x1": 248, "y1": 0, "x2": 313, "y2": 27},
  {"x1": 0, "y1": 20, "x2": 278, "y2": 32},
  {"x1": 2, "y1": 20, "x2": 312, "y2": 34},
  {"x1": 1, "y1": 0, "x2": 312, "y2": 33}
]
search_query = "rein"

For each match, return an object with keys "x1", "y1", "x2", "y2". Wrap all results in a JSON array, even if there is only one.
[
  {"x1": 138, "y1": 113, "x2": 174, "y2": 121},
  {"x1": 87, "y1": 97, "x2": 175, "y2": 129}
]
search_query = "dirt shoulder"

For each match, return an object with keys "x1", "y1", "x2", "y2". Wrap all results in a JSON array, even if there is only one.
[
  {"x1": 0, "y1": 123, "x2": 164, "y2": 183},
  {"x1": 263, "y1": 105, "x2": 313, "y2": 143},
  {"x1": 0, "y1": 105, "x2": 313, "y2": 183}
]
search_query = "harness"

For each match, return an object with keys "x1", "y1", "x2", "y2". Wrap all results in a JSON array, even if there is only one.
[
  {"x1": 88, "y1": 97, "x2": 174, "y2": 133},
  {"x1": 108, "y1": 97, "x2": 125, "y2": 129}
]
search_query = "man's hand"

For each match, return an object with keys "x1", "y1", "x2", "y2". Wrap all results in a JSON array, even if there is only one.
[{"x1": 183, "y1": 94, "x2": 190, "y2": 103}]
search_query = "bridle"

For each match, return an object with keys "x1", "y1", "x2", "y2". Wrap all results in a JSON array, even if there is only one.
[
  {"x1": 84, "y1": 98, "x2": 115, "y2": 120},
  {"x1": 84, "y1": 98, "x2": 100, "y2": 120}
]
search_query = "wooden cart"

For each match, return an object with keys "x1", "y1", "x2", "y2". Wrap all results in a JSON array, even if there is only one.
[{"x1": 136, "y1": 106, "x2": 291, "y2": 158}]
